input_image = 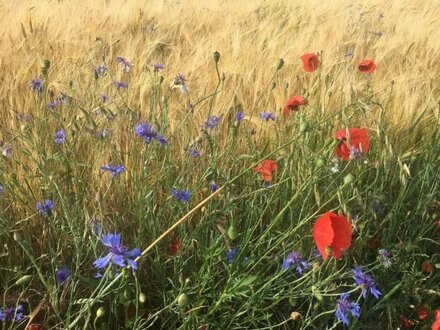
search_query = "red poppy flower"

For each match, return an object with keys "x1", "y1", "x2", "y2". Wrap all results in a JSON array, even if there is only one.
[
  {"x1": 253, "y1": 160, "x2": 277, "y2": 182},
  {"x1": 399, "y1": 314, "x2": 415, "y2": 329},
  {"x1": 358, "y1": 59, "x2": 377, "y2": 73},
  {"x1": 417, "y1": 306, "x2": 429, "y2": 321},
  {"x1": 335, "y1": 128, "x2": 369, "y2": 160},
  {"x1": 283, "y1": 95, "x2": 306, "y2": 118},
  {"x1": 312, "y1": 212, "x2": 352, "y2": 260},
  {"x1": 421, "y1": 261, "x2": 433, "y2": 273},
  {"x1": 300, "y1": 53, "x2": 319, "y2": 72},
  {"x1": 168, "y1": 238, "x2": 180, "y2": 256},
  {"x1": 432, "y1": 310, "x2": 440, "y2": 330}
]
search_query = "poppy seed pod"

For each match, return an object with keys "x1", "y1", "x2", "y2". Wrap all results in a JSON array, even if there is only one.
[
  {"x1": 343, "y1": 174, "x2": 354, "y2": 185},
  {"x1": 213, "y1": 51, "x2": 220, "y2": 63},
  {"x1": 139, "y1": 292, "x2": 147, "y2": 303},
  {"x1": 227, "y1": 225, "x2": 237, "y2": 240},
  {"x1": 276, "y1": 58, "x2": 284, "y2": 71}
]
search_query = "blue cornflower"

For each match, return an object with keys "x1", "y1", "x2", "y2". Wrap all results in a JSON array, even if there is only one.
[
  {"x1": 352, "y1": 266, "x2": 381, "y2": 299},
  {"x1": 99, "y1": 94, "x2": 109, "y2": 103},
  {"x1": 134, "y1": 123, "x2": 167, "y2": 145},
  {"x1": 94, "y1": 65, "x2": 108, "y2": 78},
  {"x1": 202, "y1": 115, "x2": 221, "y2": 129},
  {"x1": 116, "y1": 56, "x2": 132, "y2": 73},
  {"x1": 209, "y1": 182, "x2": 218, "y2": 192},
  {"x1": 171, "y1": 189, "x2": 190, "y2": 203},
  {"x1": 54, "y1": 130, "x2": 66, "y2": 144},
  {"x1": 93, "y1": 233, "x2": 141, "y2": 270},
  {"x1": 259, "y1": 112, "x2": 276, "y2": 121},
  {"x1": 47, "y1": 100, "x2": 59, "y2": 110},
  {"x1": 36, "y1": 199, "x2": 54, "y2": 217},
  {"x1": 29, "y1": 78, "x2": 43, "y2": 93},
  {"x1": 281, "y1": 251, "x2": 310, "y2": 274},
  {"x1": 100, "y1": 165, "x2": 125, "y2": 177},
  {"x1": 378, "y1": 249, "x2": 392, "y2": 269},
  {"x1": 113, "y1": 80, "x2": 128, "y2": 89},
  {"x1": 226, "y1": 247, "x2": 238, "y2": 263},
  {"x1": 175, "y1": 73, "x2": 186, "y2": 85},
  {"x1": 55, "y1": 268, "x2": 71, "y2": 285},
  {"x1": 0, "y1": 185, "x2": 4, "y2": 197},
  {"x1": 335, "y1": 293, "x2": 360, "y2": 325},
  {"x1": 0, "y1": 305, "x2": 24, "y2": 322},
  {"x1": 235, "y1": 111, "x2": 245, "y2": 122},
  {"x1": 186, "y1": 147, "x2": 201, "y2": 158},
  {"x1": 152, "y1": 63, "x2": 164, "y2": 72}
]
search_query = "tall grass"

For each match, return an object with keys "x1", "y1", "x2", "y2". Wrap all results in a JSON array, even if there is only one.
[{"x1": 0, "y1": 0, "x2": 439, "y2": 329}]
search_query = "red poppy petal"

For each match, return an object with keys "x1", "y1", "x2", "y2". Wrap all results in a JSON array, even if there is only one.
[
  {"x1": 313, "y1": 212, "x2": 334, "y2": 260},
  {"x1": 329, "y1": 214, "x2": 352, "y2": 258},
  {"x1": 335, "y1": 142, "x2": 350, "y2": 160}
]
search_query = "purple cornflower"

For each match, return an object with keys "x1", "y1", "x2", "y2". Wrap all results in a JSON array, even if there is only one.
[
  {"x1": 29, "y1": 78, "x2": 43, "y2": 93},
  {"x1": 372, "y1": 200, "x2": 384, "y2": 215},
  {"x1": 54, "y1": 130, "x2": 66, "y2": 144},
  {"x1": 36, "y1": 199, "x2": 54, "y2": 217},
  {"x1": 94, "y1": 65, "x2": 108, "y2": 78},
  {"x1": 134, "y1": 123, "x2": 167, "y2": 145},
  {"x1": 47, "y1": 100, "x2": 59, "y2": 110},
  {"x1": 209, "y1": 182, "x2": 218, "y2": 192},
  {"x1": 152, "y1": 63, "x2": 164, "y2": 72},
  {"x1": 345, "y1": 50, "x2": 354, "y2": 58},
  {"x1": 95, "y1": 129, "x2": 111, "y2": 139},
  {"x1": 113, "y1": 80, "x2": 128, "y2": 90},
  {"x1": 90, "y1": 218, "x2": 102, "y2": 236},
  {"x1": 335, "y1": 293, "x2": 361, "y2": 325},
  {"x1": 93, "y1": 233, "x2": 141, "y2": 270},
  {"x1": 1, "y1": 144, "x2": 12, "y2": 158},
  {"x1": 202, "y1": 115, "x2": 221, "y2": 129},
  {"x1": 116, "y1": 56, "x2": 132, "y2": 73},
  {"x1": 352, "y1": 266, "x2": 381, "y2": 299},
  {"x1": 100, "y1": 165, "x2": 125, "y2": 177},
  {"x1": 186, "y1": 147, "x2": 201, "y2": 158},
  {"x1": 172, "y1": 73, "x2": 188, "y2": 94},
  {"x1": 235, "y1": 111, "x2": 245, "y2": 122},
  {"x1": 282, "y1": 251, "x2": 310, "y2": 274},
  {"x1": 55, "y1": 268, "x2": 71, "y2": 285},
  {"x1": 171, "y1": 189, "x2": 190, "y2": 203},
  {"x1": 378, "y1": 249, "x2": 392, "y2": 268},
  {"x1": 349, "y1": 147, "x2": 363, "y2": 159},
  {"x1": 226, "y1": 247, "x2": 238, "y2": 263},
  {"x1": 99, "y1": 94, "x2": 109, "y2": 103},
  {"x1": 259, "y1": 112, "x2": 276, "y2": 121},
  {"x1": 0, "y1": 305, "x2": 24, "y2": 322}
]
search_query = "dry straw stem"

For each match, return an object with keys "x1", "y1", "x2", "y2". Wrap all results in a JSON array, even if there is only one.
[{"x1": 1, "y1": 0, "x2": 439, "y2": 127}]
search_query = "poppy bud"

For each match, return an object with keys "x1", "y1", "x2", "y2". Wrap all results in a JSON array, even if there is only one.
[
  {"x1": 227, "y1": 225, "x2": 237, "y2": 240},
  {"x1": 15, "y1": 275, "x2": 33, "y2": 286},
  {"x1": 213, "y1": 51, "x2": 220, "y2": 63},
  {"x1": 299, "y1": 123, "x2": 308, "y2": 132},
  {"x1": 177, "y1": 293, "x2": 188, "y2": 308},
  {"x1": 139, "y1": 292, "x2": 147, "y2": 303},
  {"x1": 13, "y1": 232, "x2": 21, "y2": 241},
  {"x1": 41, "y1": 59, "x2": 51, "y2": 76},
  {"x1": 311, "y1": 285, "x2": 323, "y2": 301},
  {"x1": 276, "y1": 58, "x2": 284, "y2": 71},
  {"x1": 315, "y1": 158, "x2": 325, "y2": 168},
  {"x1": 343, "y1": 174, "x2": 354, "y2": 185},
  {"x1": 96, "y1": 307, "x2": 105, "y2": 318}
]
